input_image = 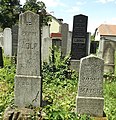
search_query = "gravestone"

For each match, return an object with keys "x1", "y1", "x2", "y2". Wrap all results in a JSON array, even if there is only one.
[
  {"x1": 41, "y1": 26, "x2": 52, "y2": 63},
  {"x1": 0, "y1": 47, "x2": 4, "y2": 68},
  {"x1": 3, "y1": 28, "x2": 12, "y2": 56},
  {"x1": 14, "y1": 11, "x2": 42, "y2": 107},
  {"x1": 76, "y1": 55, "x2": 104, "y2": 117},
  {"x1": 0, "y1": 32, "x2": 3, "y2": 47},
  {"x1": 67, "y1": 31, "x2": 72, "y2": 55},
  {"x1": 90, "y1": 41, "x2": 99, "y2": 54},
  {"x1": 103, "y1": 40, "x2": 116, "y2": 73},
  {"x1": 70, "y1": 14, "x2": 88, "y2": 73},
  {"x1": 61, "y1": 23, "x2": 69, "y2": 57},
  {"x1": 12, "y1": 25, "x2": 18, "y2": 56},
  {"x1": 86, "y1": 32, "x2": 91, "y2": 55},
  {"x1": 71, "y1": 14, "x2": 88, "y2": 60}
]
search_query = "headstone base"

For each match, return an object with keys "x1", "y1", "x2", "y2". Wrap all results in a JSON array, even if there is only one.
[
  {"x1": 76, "y1": 96, "x2": 104, "y2": 117},
  {"x1": 15, "y1": 75, "x2": 41, "y2": 107},
  {"x1": 3, "y1": 107, "x2": 42, "y2": 120},
  {"x1": 91, "y1": 117, "x2": 108, "y2": 120},
  {"x1": 104, "y1": 63, "x2": 115, "y2": 73},
  {"x1": 70, "y1": 60, "x2": 80, "y2": 73}
]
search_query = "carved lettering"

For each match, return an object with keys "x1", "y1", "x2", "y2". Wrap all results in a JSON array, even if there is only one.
[
  {"x1": 79, "y1": 87, "x2": 102, "y2": 95},
  {"x1": 25, "y1": 43, "x2": 38, "y2": 49},
  {"x1": 22, "y1": 81, "x2": 30, "y2": 86},
  {"x1": 83, "y1": 77, "x2": 101, "y2": 81}
]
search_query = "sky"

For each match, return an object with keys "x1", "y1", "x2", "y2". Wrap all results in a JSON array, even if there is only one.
[{"x1": 20, "y1": 0, "x2": 116, "y2": 34}]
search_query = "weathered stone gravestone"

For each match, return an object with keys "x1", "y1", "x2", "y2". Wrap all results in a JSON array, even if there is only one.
[
  {"x1": 12, "y1": 25, "x2": 18, "y2": 56},
  {"x1": 0, "y1": 32, "x2": 3, "y2": 47},
  {"x1": 14, "y1": 11, "x2": 42, "y2": 107},
  {"x1": 3, "y1": 28, "x2": 12, "y2": 56},
  {"x1": 61, "y1": 23, "x2": 69, "y2": 57},
  {"x1": 41, "y1": 25, "x2": 52, "y2": 64},
  {"x1": 97, "y1": 37, "x2": 116, "y2": 73},
  {"x1": 103, "y1": 40, "x2": 116, "y2": 73},
  {"x1": 76, "y1": 55, "x2": 104, "y2": 117}
]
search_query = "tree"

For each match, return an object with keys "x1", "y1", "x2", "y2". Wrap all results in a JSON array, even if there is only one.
[
  {"x1": 0, "y1": 0, "x2": 51, "y2": 29},
  {"x1": 0, "y1": 0, "x2": 21, "y2": 29},
  {"x1": 23, "y1": 0, "x2": 51, "y2": 26}
]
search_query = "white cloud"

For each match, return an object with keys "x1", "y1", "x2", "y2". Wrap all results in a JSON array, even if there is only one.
[
  {"x1": 20, "y1": 0, "x2": 65, "y2": 7},
  {"x1": 20, "y1": 0, "x2": 26, "y2": 5},
  {"x1": 96, "y1": 0, "x2": 115, "y2": 3},
  {"x1": 41, "y1": 0, "x2": 65, "y2": 7},
  {"x1": 76, "y1": 1, "x2": 86, "y2": 5},
  {"x1": 66, "y1": 1, "x2": 86, "y2": 16},
  {"x1": 67, "y1": 7, "x2": 80, "y2": 14},
  {"x1": 105, "y1": 17, "x2": 116, "y2": 24}
]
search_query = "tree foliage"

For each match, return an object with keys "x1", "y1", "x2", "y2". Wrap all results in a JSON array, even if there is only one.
[
  {"x1": 22, "y1": 0, "x2": 51, "y2": 26},
  {"x1": 0, "y1": 0, "x2": 21, "y2": 29},
  {"x1": 0, "y1": 0, "x2": 51, "y2": 29}
]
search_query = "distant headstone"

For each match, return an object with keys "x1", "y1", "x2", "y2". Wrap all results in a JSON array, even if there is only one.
[
  {"x1": 90, "y1": 41, "x2": 99, "y2": 54},
  {"x1": 12, "y1": 25, "x2": 18, "y2": 56},
  {"x1": 41, "y1": 26, "x2": 52, "y2": 63},
  {"x1": 103, "y1": 40, "x2": 116, "y2": 73},
  {"x1": 0, "y1": 32, "x2": 3, "y2": 47},
  {"x1": 3, "y1": 28, "x2": 12, "y2": 56},
  {"x1": 61, "y1": 23, "x2": 69, "y2": 57},
  {"x1": 76, "y1": 55, "x2": 104, "y2": 117},
  {"x1": 86, "y1": 32, "x2": 91, "y2": 55},
  {"x1": 67, "y1": 31, "x2": 72, "y2": 55},
  {"x1": 14, "y1": 11, "x2": 42, "y2": 107},
  {"x1": 71, "y1": 14, "x2": 88, "y2": 60},
  {"x1": 0, "y1": 47, "x2": 4, "y2": 68}
]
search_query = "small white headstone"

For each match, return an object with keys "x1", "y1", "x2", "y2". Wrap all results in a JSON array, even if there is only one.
[{"x1": 3, "y1": 28, "x2": 12, "y2": 56}]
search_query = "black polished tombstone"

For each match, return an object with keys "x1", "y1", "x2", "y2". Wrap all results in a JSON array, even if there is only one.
[
  {"x1": 0, "y1": 47, "x2": 4, "y2": 68},
  {"x1": 71, "y1": 14, "x2": 88, "y2": 60},
  {"x1": 90, "y1": 41, "x2": 99, "y2": 54}
]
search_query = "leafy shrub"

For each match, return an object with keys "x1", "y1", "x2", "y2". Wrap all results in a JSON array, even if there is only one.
[
  {"x1": 0, "y1": 50, "x2": 116, "y2": 120},
  {"x1": 0, "y1": 57, "x2": 16, "y2": 119}
]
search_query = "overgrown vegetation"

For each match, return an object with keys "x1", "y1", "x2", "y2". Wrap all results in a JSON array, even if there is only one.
[
  {"x1": 0, "y1": 49, "x2": 116, "y2": 119},
  {"x1": 0, "y1": 57, "x2": 15, "y2": 119}
]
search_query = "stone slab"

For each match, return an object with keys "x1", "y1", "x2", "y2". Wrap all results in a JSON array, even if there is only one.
[
  {"x1": 76, "y1": 96, "x2": 104, "y2": 117},
  {"x1": 14, "y1": 75, "x2": 41, "y2": 107},
  {"x1": 78, "y1": 55, "x2": 104, "y2": 97},
  {"x1": 76, "y1": 55, "x2": 104, "y2": 117},
  {"x1": 70, "y1": 60, "x2": 80, "y2": 73},
  {"x1": 16, "y1": 11, "x2": 40, "y2": 76},
  {"x1": 3, "y1": 28, "x2": 12, "y2": 56}
]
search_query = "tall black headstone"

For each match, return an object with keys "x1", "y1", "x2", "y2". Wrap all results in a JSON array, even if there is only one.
[
  {"x1": 90, "y1": 41, "x2": 99, "y2": 54},
  {"x1": 71, "y1": 14, "x2": 88, "y2": 60}
]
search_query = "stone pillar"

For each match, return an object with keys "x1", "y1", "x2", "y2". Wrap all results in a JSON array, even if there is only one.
[
  {"x1": 12, "y1": 25, "x2": 18, "y2": 56},
  {"x1": 61, "y1": 23, "x2": 69, "y2": 57},
  {"x1": 3, "y1": 28, "x2": 12, "y2": 56},
  {"x1": 103, "y1": 41, "x2": 115, "y2": 73},
  {"x1": 97, "y1": 37, "x2": 105, "y2": 58},
  {"x1": 41, "y1": 26, "x2": 52, "y2": 63},
  {"x1": 86, "y1": 32, "x2": 91, "y2": 55},
  {"x1": 14, "y1": 11, "x2": 42, "y2": 107}
]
